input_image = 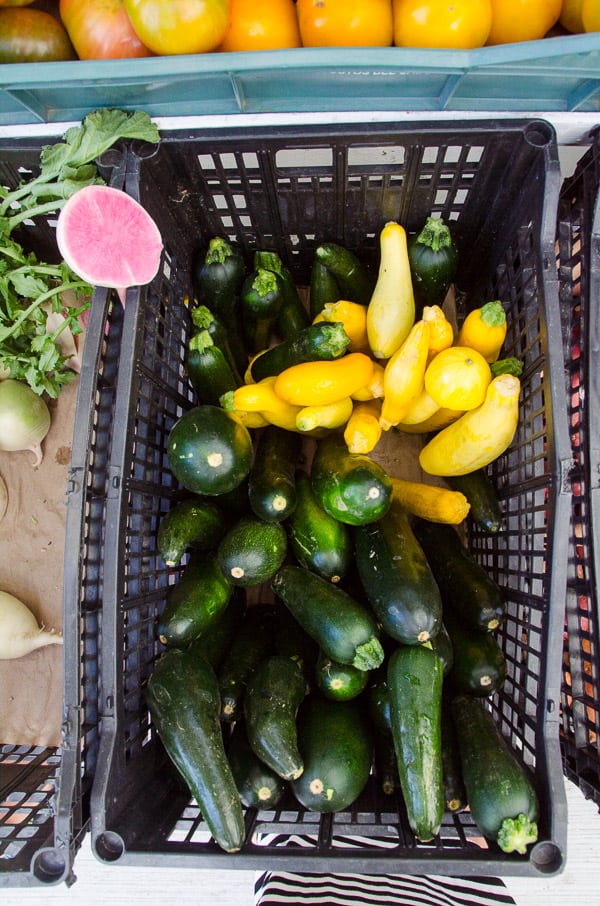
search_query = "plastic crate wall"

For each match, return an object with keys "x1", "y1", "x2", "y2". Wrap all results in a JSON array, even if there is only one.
[
  {"x1": 91, "y1": 121, "x2": 571, "y2": 877},
  {"x1": 0, "y1": 142, "x2": 125, "y2": 887},
  {"x1": 557, "y1": 135, "x2": 600, "y2": 808}
]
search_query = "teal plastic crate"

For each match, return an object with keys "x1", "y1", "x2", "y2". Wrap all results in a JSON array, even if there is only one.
[{"x1": 1, "y1": 35, "x2": 600, "y2": 126}]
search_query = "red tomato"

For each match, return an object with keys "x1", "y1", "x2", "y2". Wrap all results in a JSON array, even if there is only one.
[
  {"x1": 60, "y1": 0, "x2": 153, "y2": 59},
  {"x1": 123, "y1": 0, "x2": 230, "y2": 55}
]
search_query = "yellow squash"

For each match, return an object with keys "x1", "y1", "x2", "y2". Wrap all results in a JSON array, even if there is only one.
[
  {"x1": 222, "y1": 376, "x2": 302, "y2": 432},
  {"x1": 379, "y1": 319, "x2": 429, "y2": 430},
  {"x1": 296, "y1": 396, "x2": 353, "y2": 432},
  {"x1": 419, "y1": 374, "x2": 520, "y2": 476},
  {"x1": 424, "y1": 345, "x2": 491, "y2": 411},
  {"x1": 456, "y1": 300, "x2": 507, "y2": 363},
  {"x1": 398, "y1": 387, "x2": 441, "y2": 426},
  {"x1": 313, "y1": 299, "x2": 369, "y2": 353},
  {"x1": 274, "y1": 352, "x2": 374, "y2": 407},
  {"x1": 366, "y1": 221, "x2": 415, "y2": 359},
  {"x1": 422, "y1": 304, "x2": 454, "y2": 360},
  {"x1": 391, "y1": 477, "x2": 470, "y2": 524},
  {"x1": 343, "y1": 399, "x2": 382, "y2": 454}
]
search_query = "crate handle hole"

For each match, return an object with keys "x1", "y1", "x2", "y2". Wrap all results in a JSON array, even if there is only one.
[
  {"x1": 524, "y1": 122, "x2": 554, "y2": 149},
  {"x1": 530, "y1": 839, "x2": 564, "y2": 875},
  {"x1": 32, "y1": 847, "x2": 67, "y2": 883},
  {"x1": 94, "y1": 831, "x2": 125, "y2": 863}
]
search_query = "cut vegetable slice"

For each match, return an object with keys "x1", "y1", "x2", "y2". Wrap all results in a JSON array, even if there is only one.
[{"x1": 56, "y1": 184, "x2": 163, "y2": 304}]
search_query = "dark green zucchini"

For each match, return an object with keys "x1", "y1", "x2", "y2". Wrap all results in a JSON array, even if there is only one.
[
  {"x1": 185, "y1": 329, "x2": 242, "y2": 405},
  {"x1": 374, "y1": 729, "x2": 400, "y2": 796},
  {"x1": 387, "y1": 644, "x2": 444, "y2": 842},
  {"x1": 248, "y1": 426, "x2": 300, "y2": 523},
  {"x1": 158, "y1": 554, "x2": 232, "y2": 648},
  {"x1": 355, "y1": 499, "x2": 442, "y2": 644},
  {"x1": 367, "y1": 675, "x2": 393, "y2": 735},
  {"x1": 315, "y1": 243, "x2": 374, "y2": 306},
  {"x1": 192, "y1": 237, "x2": 247, "y2": 374},
  {"x1": 311, "y1": 433, "x2": 392, "y2": 526},
  {"x1": 441, "y1": 694, "x2": 467, "y2": 813},
  {"x1": 309, "y1": 257, "x2": 340, "y2": 320},
  {"x1": 451, "y1": 695, "x2": 539, "y2": 854},
  {"x1": 186, "y1": 587, "x2": 246, "y2": 670},
  {"x1": 272, "y1": 564, "x2": 384, "y2": 672},
  {"x1": 314, "y1": 649, "x2": 369, "y2": 701},
  {"x1": 190, "y1": 304, "x2": 244, "y2": 385},
  {"x1": 446, "y1": 619, "x2": 507, "y2": 697},
  {"x1": 217, "y1": 517, "x2": 288, "y2": 587},
  {"x1": 157, "y1": 497, "x2": 229, "y2": 567},
  {"x1": 146, "y1": 649, "x2": 245, "y2": 852},
  {"x1": 447, "y1": 468, "x2": 504, "y2": 533},
  {"x1": 244, "y1": 654, "x2": 307, "y2": 781},
  {"x1": 287, "y1": 469, "x2": 352, "y2": 584},
  {"x1": 272, "y1": 605, "x2": 320, "y2": 686},
  {"x1": 249, "y1": 322, "x2": 350, "y2": 383},
  {"x1": 253, "y1": 250, "x2": 310, "y2": 340},
  {"x1": 227, "y1": 720, "x2": 286, "y2": 809},
  {"x1": 217, "y1": 603, "x2": 277, "y2": 723},
  {"x1": 241, "y1": 267, "x2": 285, "y2": 354},
  {"x1": 407, "y1": 215, "x2": 458, "y2": 317},
  {"x1": 291, "y1": 694, "x2": 373, "y2": 812},
  {"x1": 412, "y1": 518, "x2": 506, "y2": 632}
]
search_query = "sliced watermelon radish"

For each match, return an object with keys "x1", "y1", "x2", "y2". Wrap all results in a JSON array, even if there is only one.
[{"x1": 56, "y1": 184, "x2": 163, "y2": 304}]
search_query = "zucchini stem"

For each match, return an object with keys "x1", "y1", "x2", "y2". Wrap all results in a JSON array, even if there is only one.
[
  {"x1": 415, "y1": 216, "x2": 454, "y2": 253},
  {"x1": 496, "y1": 813, "x2": 538, "y2": 855},
  {"x1": 352, "y1": 637, "x2": 385, "y2": 672}
]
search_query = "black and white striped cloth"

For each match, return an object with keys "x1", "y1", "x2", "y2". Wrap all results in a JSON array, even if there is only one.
[{"x1": 254, "y1": 872, "x2": 517, "y2": 906}]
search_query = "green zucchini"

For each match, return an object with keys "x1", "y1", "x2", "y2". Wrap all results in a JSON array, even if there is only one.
[
  {"x1": 388, "y1": 644, "x2": 444, "y2": 842},
  {"x1": 167, "y1": 405, "x2": 253, "y2": 497},
  {"x1": 271, "y1": 605, "x2": 320, "y2": 686},
  {"x1": 412, "y1": 518, "x2": 506, "y2": 632},
  {"x1": 287, "y1": 469, "x2": 352, "y2": 584},
  {"x1": 157, "y1": 497, "x2": 229, "y2": 567},
  {"x1": 227, "y1": 720, "x2": 286, "y2": 809},
  {"x1": 244, "y1": 654, "x2": 307, "y2": 781},
  {"x1": 309, "y1": 257, "x2": 341, "y2": 320},
  {"x1": 217, "y1": 603, "x2": 277, "y2": 723},
  {"x1": 367, "y1": 675, "x2": 393, "y2": 735},
  {"x1": 248, "y1": 426, "x2": 300, "y2": 523},
  {"x1": 186, "y1": 587, "x2": 246, "y2": 670},
  {"x1": 407, "y1": 215, "x2": 458, "y2": 317},
  {"x1": 424, "y1": 621, "x2": 454, "y2": 676},
  {"x1": 447, "y1": 468, "x2": 504, "y2": 533},
  {"x1": 190, "y1": 304, "x2": 244, "y2": 385},
  {"x1": 158, "y1": 554, "x2": 232, "y2": 648},
  {"x1": 314, "y1": 649, "x2": 369, "y2": 701},
  {"x1": 217, "y1": 517, "x2": 288, "y2": 587},
  {"x1": 355, "y1": 499, "x2": 442, "y2": 644},
  {"x1": 146, "y1": 649, "x2": 245, "y2": 853},
  {"x1": 241, "y1": 267, "x2": 285, "y2": 354},
  {"x1": 315, "y1": 242, "x2": 374, "y2": 306},
  {"x1": 249, "y1": 322, "x2": 350, "y2": 383},
  {"x1": 291, "y1": 694, "x2": 373, "y2": 812},
  {"x1": 445, "y1": 619, "x2": 507, "y2": 697},
  {"x1": 193, "y1": 237, "x2": 247, "y2": 374},
  {"x1": 311, "y1": 433, "x2": 392, "y2": 526},
  {"x1": 185, "y1": 329, "x2": 241, "y2": 405},
  {"x1": 374, "y1": 729, "x2": 400, "y2": 796},
  {"x1": 272, "y1": 564, "x2": 384, "y2": 672},
  {"x1": 441, "y1": 694, "x2": 467, "y2": 813},
  {"x1": 451, "y1": 695, "x2": 539, "y2": 854},
  {"x1": 254, "y1": 250, "x2": 310, "y2": 340}
]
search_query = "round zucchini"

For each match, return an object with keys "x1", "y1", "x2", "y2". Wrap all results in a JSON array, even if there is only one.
[
  {"x1": 314, "y1": 649, "x2": 369, "y2": 701},
  {"x1": 217, "y1": 517, "x2": 287, "y2": 587}
]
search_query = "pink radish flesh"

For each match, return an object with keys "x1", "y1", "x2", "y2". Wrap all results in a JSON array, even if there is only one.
[{"x1": 56, "y1": 185, "x2": 163, "y2": 295}]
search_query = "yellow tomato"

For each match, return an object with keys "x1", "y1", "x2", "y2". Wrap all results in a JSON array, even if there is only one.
[
  {"x1": 486, "y1": 0, "x2": 562, "y2": 44},
  {"x1": 123, "y1": 0, "x2": 229, "y2": 55},
  {"x1": 424, "y1": 345, "x2": 491, "y2": 411},
  {"x1": 583, "y1": 0, "x2": 600, "y2": 31},
  {"x1": 392, "y1": 0, "x2": 492, "y2": 49},
  {"x1": 560, "y1": 0, "x2": 586, "y2": 33},
  {"x1": 219, "y1": 0, "x2": 301, "y2": 51},
  {"x1": 296, "y1": 0, "x2": 393, "y2": 47}
]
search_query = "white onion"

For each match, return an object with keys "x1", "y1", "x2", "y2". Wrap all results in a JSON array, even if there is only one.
[
  {"x1": 0, "y1": 379, "x2": 51, "y2": 467},
  {"x1": 0, "y1": 590, "x2": 63, "y2": 660}
]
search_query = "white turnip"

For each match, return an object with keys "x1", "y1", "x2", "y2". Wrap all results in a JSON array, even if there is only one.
[
  {"x1": 0, "y1": 379, "x2": 51, "y2": 466},
  {"x1": 0, "y1": 590, "x2": 63, "y2": 660}
]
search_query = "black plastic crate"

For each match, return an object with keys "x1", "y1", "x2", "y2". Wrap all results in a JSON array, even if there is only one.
[
  {"x1": 0, "y1": 141, "x2": 125, "y2": 887},
  {"x1": 557, "y1": 135, "x2": 600, "y2": 809},
  {"x1": 91, "y1": 120, "x2": 571, "y2": 877}
]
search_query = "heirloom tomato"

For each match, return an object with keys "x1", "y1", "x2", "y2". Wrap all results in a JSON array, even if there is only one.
[
  {"x1": 296, "y1": 0, "x2": 393, "y2": 47},
  {"x1": 486, "y1": 0, "x2": 562, "y2": 44},
  {"x1": 123, "y1": 0, "x2": 230, "y2": 55},
  {"x1": 392, "y1": 1, "x2": 492, "y2": 49},
  {"x1": 0, "y1": 8, "x2": 76, "y2": 62},
  {"x1": 60, "y1": 0, "x2": 153, "y2": 59},
  {"x1": 219, "y1": 0, "x2": 301, "y2": 51}
]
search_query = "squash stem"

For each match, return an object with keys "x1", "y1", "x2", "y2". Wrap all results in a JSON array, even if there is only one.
[{"x1": 415, "y1": 216, "x2": 453, "y2": 253}]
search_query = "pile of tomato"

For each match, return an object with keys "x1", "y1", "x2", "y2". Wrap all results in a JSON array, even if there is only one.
[{"x1": 0, "y1": 0, "x2": 598, "y2": 64}]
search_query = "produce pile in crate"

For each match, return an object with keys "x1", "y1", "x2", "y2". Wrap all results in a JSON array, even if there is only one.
[{"x1": 91, "y1": 121, "x2": 570, "y2": 876}]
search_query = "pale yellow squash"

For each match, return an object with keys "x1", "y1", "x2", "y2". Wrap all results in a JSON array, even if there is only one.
[{"x1": 366, "y1": 221, "x2": 415, "y2": 359}]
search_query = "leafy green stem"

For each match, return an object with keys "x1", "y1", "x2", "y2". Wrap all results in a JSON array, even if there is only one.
[{"x1": 0, "y1": 281, "x2": 91, "y2": 344}]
